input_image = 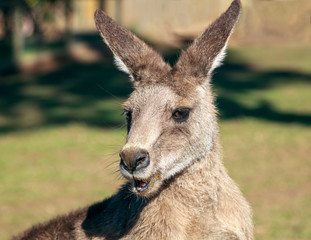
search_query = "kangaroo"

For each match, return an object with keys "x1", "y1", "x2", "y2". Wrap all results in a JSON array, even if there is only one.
[{"x1": 12, "y1": 0, "x2": 253, "y2": 239}]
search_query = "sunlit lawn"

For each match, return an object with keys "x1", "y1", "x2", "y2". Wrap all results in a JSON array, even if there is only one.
[{"x1": 1, "y1": 46, "x2": 310, "y2": 239}]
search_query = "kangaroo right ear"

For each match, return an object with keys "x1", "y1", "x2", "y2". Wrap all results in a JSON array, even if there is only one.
[{"x1": 94, "y1": 10, "x2": 170, "y2": 85}]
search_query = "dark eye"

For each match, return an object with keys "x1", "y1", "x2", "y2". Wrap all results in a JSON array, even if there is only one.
[
  {"x1": 125, "y1": 111, "x2": 132, "y2": 122},
  {"x1": 172, "y1": 108, "x2": 190, "y2": 122},
  {"x1": 122, "y1": 110, "x2": 132, "y2": 132}
]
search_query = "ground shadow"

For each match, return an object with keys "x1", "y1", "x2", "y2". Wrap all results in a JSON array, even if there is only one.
[
  {"x1": 213, "y1": 61, "x2": 311, "y2": 125},
  {"x1": 0, "y1": 32, "x2": 311, "y2": 135}
]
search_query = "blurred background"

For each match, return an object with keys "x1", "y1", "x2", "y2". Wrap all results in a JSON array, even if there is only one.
[{"x1": 0, "y1": 0, "x2": 310, "y2": 239}]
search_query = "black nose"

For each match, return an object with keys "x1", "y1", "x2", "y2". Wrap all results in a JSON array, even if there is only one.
[{"x1": 120, "y1": 148, "x2": 150, "y2": 172}]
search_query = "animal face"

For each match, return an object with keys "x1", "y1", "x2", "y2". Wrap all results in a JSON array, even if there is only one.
[
  {"x1": 94, "y1": 0, "x2": 241, "y2": 197},
  {"x1": 119, "y1": 84, "x2": 217, "y2": 196}
]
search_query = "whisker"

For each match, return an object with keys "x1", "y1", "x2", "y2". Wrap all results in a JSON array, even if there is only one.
[{"x1": 96, "y1": 83, "x2": 123, "y2": 102}]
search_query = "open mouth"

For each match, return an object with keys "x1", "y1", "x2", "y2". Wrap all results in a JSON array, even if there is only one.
[{"x1": 134, "y1": 178, "x2": 151, "y2": 192}]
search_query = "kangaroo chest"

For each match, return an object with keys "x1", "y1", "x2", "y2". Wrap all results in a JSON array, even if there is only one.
[{"x1": 121, "y1": 187, "x2": 217, "y2": 240}]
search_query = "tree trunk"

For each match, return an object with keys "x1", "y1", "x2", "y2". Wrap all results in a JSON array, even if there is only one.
[
  {"x1": 115, "y1": 0, "x2": 122, "y2": 24},
  {"x1": 99, "y1": 0, "x2": 106, "y2": 10},
  {"x1": 64, "y1": 0, "x2": 72, "y2": 52},
  {"x1": 12, "y1": 3, "x2": 24, "y2": 64}
]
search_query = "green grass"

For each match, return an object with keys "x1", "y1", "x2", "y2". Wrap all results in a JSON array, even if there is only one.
[
  {"x1": 1, "y1": 45, "x2": 311, "y2": 239},
  {"x1": 0, "y1": 125, "x2": 125, "y2": 238},
  {"x1": 222, "y1": 120, "x2": 311, "y2": 240}
]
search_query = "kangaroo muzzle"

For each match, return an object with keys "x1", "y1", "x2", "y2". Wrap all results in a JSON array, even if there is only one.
[{"x1": 120, "y1": 148, "x2": 150, "y2": 173}]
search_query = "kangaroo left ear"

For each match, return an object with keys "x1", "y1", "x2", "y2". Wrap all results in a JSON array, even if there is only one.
[
  {"x1": 174, "y1": 0, "x2": 242, "y2": 84},
  {"x1": 94, "y1": 10, "x2": 171, "y2": 86}
]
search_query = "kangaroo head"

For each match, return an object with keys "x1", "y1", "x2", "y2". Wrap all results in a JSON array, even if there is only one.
[{"x1": 95, "y1": 0, "x2": 241, "y2": 197}]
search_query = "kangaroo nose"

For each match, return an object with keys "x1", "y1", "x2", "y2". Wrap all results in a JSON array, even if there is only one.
[{"x1": 120, "y1": 148, "x2": 150, "y2": 172}]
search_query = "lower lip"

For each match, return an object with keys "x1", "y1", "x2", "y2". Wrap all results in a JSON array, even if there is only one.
[{"x1": 135, "y1": 179, "x2": 151, "y2": 192}]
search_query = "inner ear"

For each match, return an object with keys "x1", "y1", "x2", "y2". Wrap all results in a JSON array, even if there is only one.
[
  {"x1": 114, "y1": 56, "x2": 131, "y2": 75},
  {"x1": 208, "y1": 44, "x2": 228, "y2": 76}
]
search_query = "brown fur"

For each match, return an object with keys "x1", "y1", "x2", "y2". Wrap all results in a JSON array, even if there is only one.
[{"x1": 12, "y1": 1, "x2": 253, "y2": 239}]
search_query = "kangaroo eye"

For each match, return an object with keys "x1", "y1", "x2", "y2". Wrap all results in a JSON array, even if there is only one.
[
  {"x1": 122, "y1": 110, "x2": 131, "y2": 119},
  {"x1": 172, "y1": 108, "x2": 190, "y2": 122},
  {"x1": 122, "y1": 110, "x2": 132, "y2": 132},
  {"x1": 125, "y1": 111, "x2": 132, "y2": 121}
]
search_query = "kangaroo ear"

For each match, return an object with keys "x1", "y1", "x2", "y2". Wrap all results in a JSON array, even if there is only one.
[
  {"x1": 94, "y1": 10, "x2": 170, "y2": 85},
  {"x1": 174, "y1": 0, "x2": 241, "y2": 84}
]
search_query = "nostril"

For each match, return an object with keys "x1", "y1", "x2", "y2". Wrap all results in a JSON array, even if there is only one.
[
  {"x1": 135, "y1": 151, "x2": 150, "y2": 170},
  {"x1": 120, "y1": 157, "x2": 130, "y2": 171},
  {"x1": 136, "y1": 156, "x2": 145, "y2": 166}
]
